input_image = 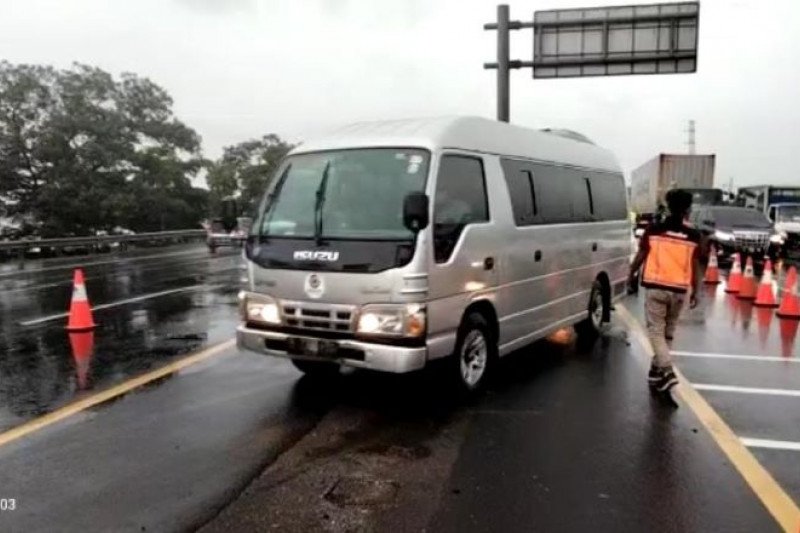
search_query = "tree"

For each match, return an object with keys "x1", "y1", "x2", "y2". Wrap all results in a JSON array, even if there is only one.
[
  {"x1": 207, "y1": 134, "x2": 293, "y2": 217},
  {"x1": 0, "y1": 63, "x2": 56, "y2": 229},
  {"x1": 0, "y1": 61, "x2": 208, "y2": 236}
]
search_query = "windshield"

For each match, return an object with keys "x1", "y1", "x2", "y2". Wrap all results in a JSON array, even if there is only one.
[
  {"x1": 257, "y1": 148, "x2": 429, "y2": 240},
  {"x1": 776, "y1": 205, "x2": 800, "y2": 222},
  {"x1": 711, "y1": 208, "x2": 771, "y2": 228}
]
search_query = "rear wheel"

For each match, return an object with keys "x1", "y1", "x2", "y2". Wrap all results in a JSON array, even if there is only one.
[
  {"x1": 291, "y1": 358, "x2": 340, "y2": 378},
  {"x1": 576, "y1": 280, "x2": 609, "y2": 341},
  {"x1": 448, "y1": 313, "x2": 495, "y2": 395}
]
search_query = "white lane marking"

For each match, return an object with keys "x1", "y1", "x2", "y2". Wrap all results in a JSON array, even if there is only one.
[
  {"x1": 0, "y1": 248, "x2": 209, "y2": 279},
  {"x1": 741, "y1": 437, "x2": 800, "y2": 452},
  {"x1": 674, "y1": 351, "x2": 800, "y2": 363},
  {"x1": 19, "y1": 284, "x2": 222, "y2": 326},
  {"x1": 693, "y1": 383, "x2": 800, "y2": 398}
]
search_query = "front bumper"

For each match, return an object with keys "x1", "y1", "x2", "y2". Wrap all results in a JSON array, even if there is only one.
[
  {"x1": 236, "y1": 325, "x2": 427, "y2": 373},
  {"x1": 713, "y1": 240, "x2": 778, "y2": 263}
]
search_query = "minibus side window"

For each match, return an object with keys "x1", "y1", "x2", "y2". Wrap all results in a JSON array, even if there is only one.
[
  {"x1": 433, "y1": 155, "x2": 489, "y2": 263},
  {"x1": 588, "y1": 173, "x2": 627, "y2": 221},
  {"x1": 500, "y1": 158, "x2": 537, "y2": 226},
  {"x1": 534, "y1": 165, "x2": 573, "y2": 224},
  {"x1": 569, "y1": 174, "x2": 592, "y2": 221}
]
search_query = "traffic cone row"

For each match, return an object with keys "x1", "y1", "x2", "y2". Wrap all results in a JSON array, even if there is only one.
[
  {"x1": 724, "y1": 255, "x2": 800, "y2": 320},
  {"x1": 721, "y1": 257, "x2": 800, "y2": 358}
]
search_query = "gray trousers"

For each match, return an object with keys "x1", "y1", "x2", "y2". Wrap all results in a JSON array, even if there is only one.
[{"x1": 645, "y1": 289, "x2": 685, "y2": 368}]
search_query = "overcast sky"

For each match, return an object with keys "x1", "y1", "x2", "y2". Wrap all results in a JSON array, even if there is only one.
[{"x1": 3, "y1": 0, "x2": 799, "y2": 188}]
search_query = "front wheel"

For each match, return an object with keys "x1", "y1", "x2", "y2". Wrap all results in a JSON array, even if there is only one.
[
  {"x1": 575, "y1": 280, "x2": 609, "y2": 341},
  {"x1": 448, "y1": 313, "x2": 495, "y2": 395}
]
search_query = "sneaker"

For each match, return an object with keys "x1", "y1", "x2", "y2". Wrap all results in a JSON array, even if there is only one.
[{"x1": 656, "y1": 369, "x2": 679, "y2": 392}]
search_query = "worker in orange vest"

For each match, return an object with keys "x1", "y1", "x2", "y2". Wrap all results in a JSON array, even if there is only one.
[{"x1": 628, "y1": 189, "x2": 702, "y2": 394}]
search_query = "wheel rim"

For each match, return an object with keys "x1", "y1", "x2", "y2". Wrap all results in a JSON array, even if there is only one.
[
  {"x1": 590, "y1": 289, "x2": 604, "y2": 329},
  {"x1": 460, "y1": 329, "x2": 488, "y2": 388}
]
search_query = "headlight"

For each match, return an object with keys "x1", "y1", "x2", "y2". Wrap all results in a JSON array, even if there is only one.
[
  {"x1": 634, "y1": 228, "x2": 645, "y2": 238},
  {"x1": 241, "y1": 293, "x2": 281, "y2": 325},
  {"x1": 357, "y1": 304, "x2": 426, "y2": 337},
  {"x1": 770, "y1": 233, "x2": 785, "y2": 244},
  {"x1": 714, "y1": 230, "x2": 735, "y2": 242}
]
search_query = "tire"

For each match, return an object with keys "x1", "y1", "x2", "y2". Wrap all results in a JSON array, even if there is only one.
[
  {"x1": 575, "y1": 280, "x2": 610, "y2": 341},
  {"x1": 291, "y1": 358, "x2": 339, "y2": 378},
  {"x1": 447, "y1": 312, "x2": 495, "y2": 395}
]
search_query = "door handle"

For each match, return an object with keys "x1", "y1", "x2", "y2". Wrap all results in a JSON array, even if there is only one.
[
  {"x1": 534, "y1": 250, "x2": 542, "y2": 262},
  {"x1": 591, "y1": 243, "x2": 598, "y2": 252},
  {"x1": 483, "y1": 257, "x2": 495, "y2": 270}
]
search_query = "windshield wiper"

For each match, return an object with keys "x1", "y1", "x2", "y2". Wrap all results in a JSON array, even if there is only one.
[
  {"x1": 314, "y1": 161, "x2": 331, "y2": 245},
  {"x1": 260, "y1": 164, "x2": 292, "y2": 238}
]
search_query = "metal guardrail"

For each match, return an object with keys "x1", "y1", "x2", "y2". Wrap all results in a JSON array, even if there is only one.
[{"x1": 0, "y1": 229, "x2": 206, "y2": 253}]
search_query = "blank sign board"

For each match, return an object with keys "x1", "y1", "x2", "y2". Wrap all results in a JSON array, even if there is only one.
[{"x1": 533, "y1": 2, "x2": 699, "y2": 78}]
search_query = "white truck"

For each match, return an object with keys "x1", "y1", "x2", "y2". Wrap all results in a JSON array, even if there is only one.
[
  {"x1": 630, "y1": 153, "x2": 717, "y2": 235},
  {"x1": 738, "y1": 185, "x2": 800, "y2": 256}
]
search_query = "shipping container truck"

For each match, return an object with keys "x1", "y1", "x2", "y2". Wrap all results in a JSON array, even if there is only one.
[{"x1": 629, "y1": 153, "x2": 716, "y2": 236}]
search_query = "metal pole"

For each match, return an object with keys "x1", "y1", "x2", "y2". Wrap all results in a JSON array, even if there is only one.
[{"x1": 497, "y1": 4, "x2": 510, "y2": 122}]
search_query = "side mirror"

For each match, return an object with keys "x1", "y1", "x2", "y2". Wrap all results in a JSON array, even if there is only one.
[{"x1": 403, "y1": 192, "x2": 430, "y2": 233}]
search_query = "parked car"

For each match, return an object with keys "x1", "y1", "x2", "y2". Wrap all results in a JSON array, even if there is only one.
[
  {"x1": 206, "y1": 217, "x2": 251, "y2": 252},
  {"x1": 690, "y1": 205, "x2": 783, "y2": 266}
]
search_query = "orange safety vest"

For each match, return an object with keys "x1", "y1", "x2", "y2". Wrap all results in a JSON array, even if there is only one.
[{"x1": 642, "y1": 231, "x2": 698, "y2": 292}]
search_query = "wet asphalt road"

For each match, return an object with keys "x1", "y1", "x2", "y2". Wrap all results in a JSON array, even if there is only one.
[
  {"x1": 429, "y1": 331, "x2": 777, "y2": 533},
  {"x1": 0, "y1": 247, "x2": 798, "y2": 531},
  {"x1": 628, "y1": 272, "x2": 800, "y2": 507},
  {"x1": 0, "y1": 244, "x2": 243, "y2": 431}
]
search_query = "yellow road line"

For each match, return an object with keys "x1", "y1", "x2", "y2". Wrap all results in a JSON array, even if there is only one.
[
  {"x1": 617, "y1": 304, "x2": 800, "y2": 533},
  {"x1": 0, "y1": 338, "x2": 236, "y2": 449}
]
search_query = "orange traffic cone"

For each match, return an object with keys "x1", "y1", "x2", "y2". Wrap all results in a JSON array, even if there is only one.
[
  {"x1": 754, "y1": 259, "x2": 779, "y2": 308},
  {"x1": 777, "y1": 266, "x2": 800, "y2": 319},
  {"x1": 68, "y1": 331, "x2": 95, "y2": 389},
  {"x1": 737, "y1": 256, "x2": 757, "y2": 300},
  {"x1": 66, "y1": 269, "x2": 96, "y2": 331},
  {"x1": 725, "y1": 253, "x2": 742, "y2": 293},
  {"x1": 704, "y1": 245, "x2": 721, "y2": 284}
]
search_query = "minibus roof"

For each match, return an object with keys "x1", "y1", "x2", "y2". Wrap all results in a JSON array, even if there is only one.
[{"x1": 290, "y1": 116, "x2": 620, "y2": 173}]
